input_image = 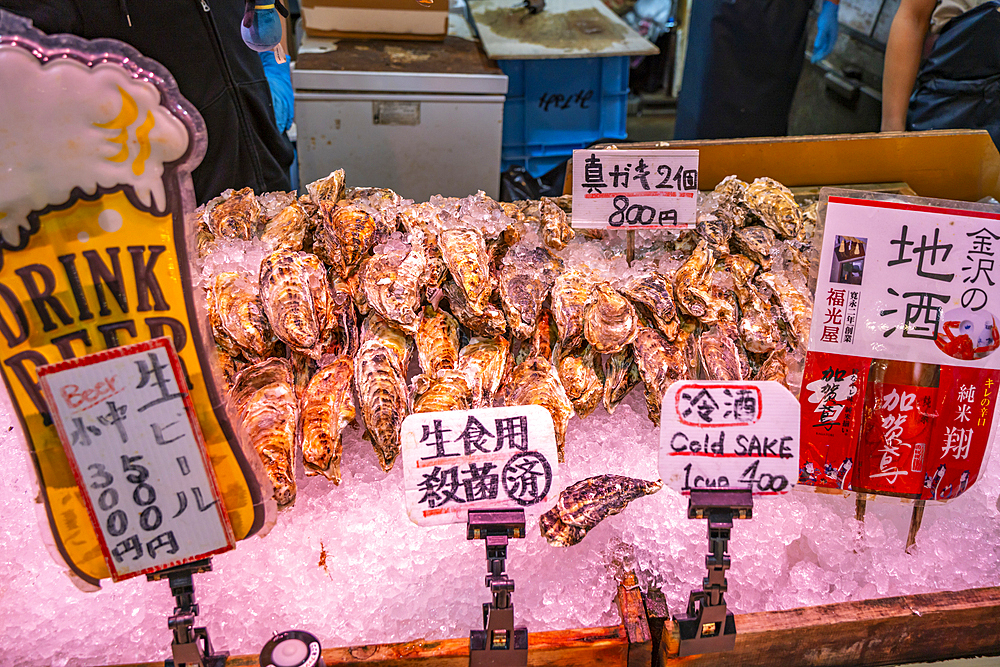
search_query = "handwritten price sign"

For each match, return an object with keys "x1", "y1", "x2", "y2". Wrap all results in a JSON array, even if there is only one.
[
  {"x1": 658, "y1": 381, "x2": 800, "y2": 496},
  {"x1": 400, "y1": 405, "x2": 559, "y2": 527},
  {"x1": 571, "y1": 149, "x2": 699, "y2": 229},
  {"x1": 38, "y1": 338, "x2": 234, "y2": 581}
]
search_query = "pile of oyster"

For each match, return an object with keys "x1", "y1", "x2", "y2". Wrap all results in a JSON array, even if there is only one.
[{"x1": 196, "y1": 171, "x2": 816, "y2": 509}]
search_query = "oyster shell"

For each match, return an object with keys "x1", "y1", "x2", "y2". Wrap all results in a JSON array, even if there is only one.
[
  {"x1": 633, "y1": 326, "x2": 694, "y2": 425},
  {"x1": 298, "y1": 356, "x2": 355, "y2": 484},
  {"x1": 208, "y1": 271, "x2": 278, "y2": 361},
  {"x1": 756, "y1": 272, "x2": 814, "y2": 353},
  {"x1": 556, "y1": 344, "x2": 604, "y2": 418},
  {"x1": 725, "y1": 255, "x2": 782, "y2": 355},
  {"x1": 412, "y1": 369, "x2": 472, "y2": 414},
  {"x1": 259, "y1": 250, "x2": 336, "y2": 359},
  {"x1": 443, "y1": 280, "x2": 508, "y2": 338},
  {"x1": 361, "y1": 311, "x2": 413, "y2": 372},
  {"x1": 755, "y1": 347, "x2": 790, "y2": 388},
  {"x1": 698, "y1": 323, "x2": 748, "y2": 381},
  {"x1": 207, "y1": 187, "x2": 262, "y2": 240},
  {"x1": 539, "y1": 475, "x2": 662, "y2": 547},
  {"x1": 361, "y1": 232, "x2": 430, "y2": 334},
  {"x1": 414, "y1": 304, "x2": 460, "y2": 376},
  {"x1": 314, "y1": 202, "x2": 387, "y2": 278},
  {"x1": 438, "y1": 226, "x2": 492, "y2": 316},
  {"x1": 695, "y1": 210, "x2": 732, "y2": 254},
  {"x1": 552, "y1": 265, "x2": 598, "y2": 351},
  {"x1": 584, "y1": 282, "x2": 639, "y2": 354},
  {"x1": 710, "y1": 175, "x2": 749, "y2": 229},
  {"x1": 520, "y1": 308, "x2": 558, "y2": 363},
  {"x1": 347, "y1": 186, "x2": 404, "y2": 230},
  {"x1": 458, "y1": 336, "x2": 511, "y2": 409},
  {"x1": 731, "y1": 225, "x2": 778, "y2": 270},
  {"x1": 498, "y1": 245, "x2": 563, "y2": 339},
  {"x1": 260, "y1": 200, "x2": 311, "y2": 253},
  {"x1": 503, "y1": 356, "x2": 575, "y2": 462},
  {"x1": 603, "y1": 347, "x2": 641, "y2": 415},
  {"x1": 230, "y1": 358, "x2": 298, "y2": 507},
  {"x1": 355, "y1": 339, "x2": 409, "y2": 472},
  {"x1": 619, "y1": 271, "x2": 680, "y2": 341},
  {"x1": 305, "y1": 169, "x2": 346, "y2": 205},
  {"x1": 539, "y1": 197, "x2": 575, "y2": 250},
  {"x1": 673, "y1": 240, "x2": 716, "y2": 319},
  {"x1": 744, "y1": 177, "x2": 802, "y2": 239}
]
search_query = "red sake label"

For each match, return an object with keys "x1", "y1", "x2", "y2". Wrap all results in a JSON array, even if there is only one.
[
  {"x1": 922, "y1": 367, "x2": 1000, "y2": 500},
  {"x1": 854, "y1": 383, "x2": 937, "y2": 497},
  {"x1": 798, "y1": 351, "x2": 870, "y2": 490}
]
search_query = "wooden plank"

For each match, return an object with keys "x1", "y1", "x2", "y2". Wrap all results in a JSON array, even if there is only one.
[
  {"x1": 468, "y1": 0, "x2": 658, "y2": 60},
  {"x1": 658, "y1": 587, "x2": 1000, "y2": 667},
  {"x1": 564, "y1": 130, "x2": 1000, "y2": 203},
  {"x1": 615, "y1": 570, "x2": 653, "y2": 667},
  {"x1": 113, "y1": 625, "x2": 628, "y2": 667}
]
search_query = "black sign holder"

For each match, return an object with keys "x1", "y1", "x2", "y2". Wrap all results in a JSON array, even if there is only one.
[
  {"x1": 675, "y1": 488, "x2": 753, "y2": 657},
  {"x1": 467, "y1": 509, "x2": 528, "y2": 667},
  {"x1": 146, "y1": 558, "x2": 228, "y2": 667}
]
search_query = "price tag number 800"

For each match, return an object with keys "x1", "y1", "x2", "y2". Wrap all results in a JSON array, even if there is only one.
[{"x1": 608, "y1": 195, "x2": 679, "y2": 227}]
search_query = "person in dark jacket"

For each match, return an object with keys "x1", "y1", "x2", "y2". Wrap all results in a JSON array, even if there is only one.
[{"x1": 1, "y1": 0, "x2": 295, "y2": 203}]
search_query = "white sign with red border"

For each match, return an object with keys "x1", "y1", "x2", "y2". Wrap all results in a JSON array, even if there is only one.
[
  {"x1": 571, "y1": 149, "x2": 699, "y2": 229},
  {"x1": 37, "y1": 338, "x2": 234, "y2": 581},
  {"x1": 400, "y1": 404, "x2": 559, "y2": 526},
  {"x1": 658, "y1": 381, "x2": 800, "y2": 496}
]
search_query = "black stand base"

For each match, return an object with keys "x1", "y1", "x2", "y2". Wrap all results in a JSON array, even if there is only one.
[
  {"x1": 676, "y1": 609, "x2": 737, "y2": 656},
  {"x1": 468, "y1": 510, "x2": 528, "y2": 667},
  {"x1": 148, "y1": 558, "x2": 229, "y2": 667}
]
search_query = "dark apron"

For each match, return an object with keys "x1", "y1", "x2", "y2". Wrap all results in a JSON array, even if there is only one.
[
  {"x1": 909, "y1": 1, "x2": 1000, "y2": 149},
  {"x1": 674, "y1": 0, "x2": 811, "y2": 140}
]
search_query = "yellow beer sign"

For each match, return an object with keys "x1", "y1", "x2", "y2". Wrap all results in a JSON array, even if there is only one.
[{"x1": 0, "y1": 14, "x2": 271, "y2": 586}]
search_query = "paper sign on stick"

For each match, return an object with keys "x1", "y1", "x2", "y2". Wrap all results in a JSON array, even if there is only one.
[
  {"x1": 658, "y1": 381, "x2": 800, "y2": 495},
  {"x1": 571, "y1": 149, "x2": 699, "y2": 229},
  {"x1": 401, "y1": 405, "x2": 559, "y2": 526},
  {"x1": 38, "y1": 338, "x2": 234, "y2": 581}
]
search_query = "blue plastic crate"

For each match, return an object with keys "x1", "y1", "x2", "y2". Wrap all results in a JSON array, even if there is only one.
[{"x1": 499, "y1": 55, "x2": 629, "y2": 177}]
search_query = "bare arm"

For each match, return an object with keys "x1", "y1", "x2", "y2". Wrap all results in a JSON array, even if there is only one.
[{"x1": 881, "y1": 0, "x2": 936, "y2": 132}]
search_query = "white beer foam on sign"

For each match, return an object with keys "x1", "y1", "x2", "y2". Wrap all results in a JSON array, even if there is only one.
[{"x1": 0, "y1": 46, "x2": 189, "y2": 246}]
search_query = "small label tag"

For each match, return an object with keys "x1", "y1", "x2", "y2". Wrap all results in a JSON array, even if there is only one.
[
  {"x1": 400, "y1": 404, "x2": 559, "y2": 526},
  {"x1": 373, "y1": 101, "x2": 420, "y2": 126},
  {"x1": 658, "y1": 381, "x2": 800, "y2": 496},
  {"x1": 571, "y1": 149, "x2": 699, "y2": 229},
  {"x1": 37, "y1": 338, "x2": 234, "y2": 581}
]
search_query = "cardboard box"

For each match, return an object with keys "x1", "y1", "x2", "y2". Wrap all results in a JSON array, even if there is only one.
[{"x1": 301, "y1": 0, "x2": 449, "y2": 40}]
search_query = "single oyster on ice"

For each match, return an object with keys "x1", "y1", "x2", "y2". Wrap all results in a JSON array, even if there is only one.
[
  {"x1": 695, "y1": 210, "x2": 733, "y2": 254},
  {"x1": 584, "y1": 282, "x2": 639, "y2": 354},
  {"x1": 633, "y1": 327, "x2": 694, "y2": 426},
  {"x1": 503, "y1": 356, "x2": 575, "y2": 462},
  {"x1": 498, "y1": 244, "x2": 563, "y2": 339},
  {"x1": 619, "y1": 271, "x2": 680, "y2": 341},
  {"x1": 539, "y1": 475, "x2": 662, "y2": 547},
  {"x1": 355, "y1": 339, "x2": 409, "y2": 472},
  {"x1": 443, "y1": 280, "x2": 508, "y2": 338},
  {"x1": 347, "y1": 186, "x2": 405, "y2": 228},
  {"x1": 731, "y1": 225, "x2": 778, "y2": 270},
  {"x1": 306, "y1": 169, "x2": 346, "y2": 205},
  {"x1": 415, "y1": 304, "x2": 460, "y2": 375},
  {"x1": 556, "y1": 344, "x2": 604, "y2": 418},
  {"x1": 673, "y1": 240, "x2": 716, "y2": 319},
  {"x1": 744, "y1": 177, "x2": 802, "y2": 239},
  {"x1": 208, "y1": 271, "x2": 278, "y2": 361},
  {"x1": 458, "y1": 336, "x2": 511, "y2": 409},
  {"x1": 539, "y1": 197, "x2": 575, "y2": 250},
  {"x1": 724, "y1": 255, "x2": 782, "y2": 354},
  {"x1": 259, "y1": 250, "x2": 336, "y2": 360},
  {"x1": 603, "y1": 347, "x2": 641, "y2": 415},
  {"x1": 260, "y1": 200, "x2": 311, "y2": 253},
  {"x1": 755, "y1": 347, "x2": 790, "y2": 388},
  {"x1": 552, "y1": 265, "x2": 598, "y2": 351},
  {"x1": 314, "y1": 202, "x2": 387, "y2": 278},
  {"x1": 412, "y1": 369, "x2": 472, "y2": 414},
  {"x1": 438, "y1": 226, "x2": 492, "y2": 316},
  {"x1": 230, "y1": 358, "x2": 298, "y2": 507},
  {"x1": 360, "y1": 311, "x2": 413, "y2": 372},
  {"x1": 756, "y1": 271, "x2": 814, "y2": 353},
  {"x1": 361, "y1": 231, "x2": 430, "y2": 334},
  {"x1": 206, "y1": 187, "x2": 262, "y2": 240},
  {"x1": 298, "y1": 356, "x2": 356, "y2": 484},
  {"x1": 698, "y1": 323, "x2": 748, "y2": 381}
]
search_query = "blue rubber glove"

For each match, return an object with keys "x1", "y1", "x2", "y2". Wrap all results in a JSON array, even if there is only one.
[
  {"x1": 242, "y1": 0, "x2": 286, "y2": 52},
  {"x1": 260, "y1": 51, "x2": 293, "y2": 133},
  {"x1": 811, "y1": 0, "x2": 839, "y2": 64}
]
